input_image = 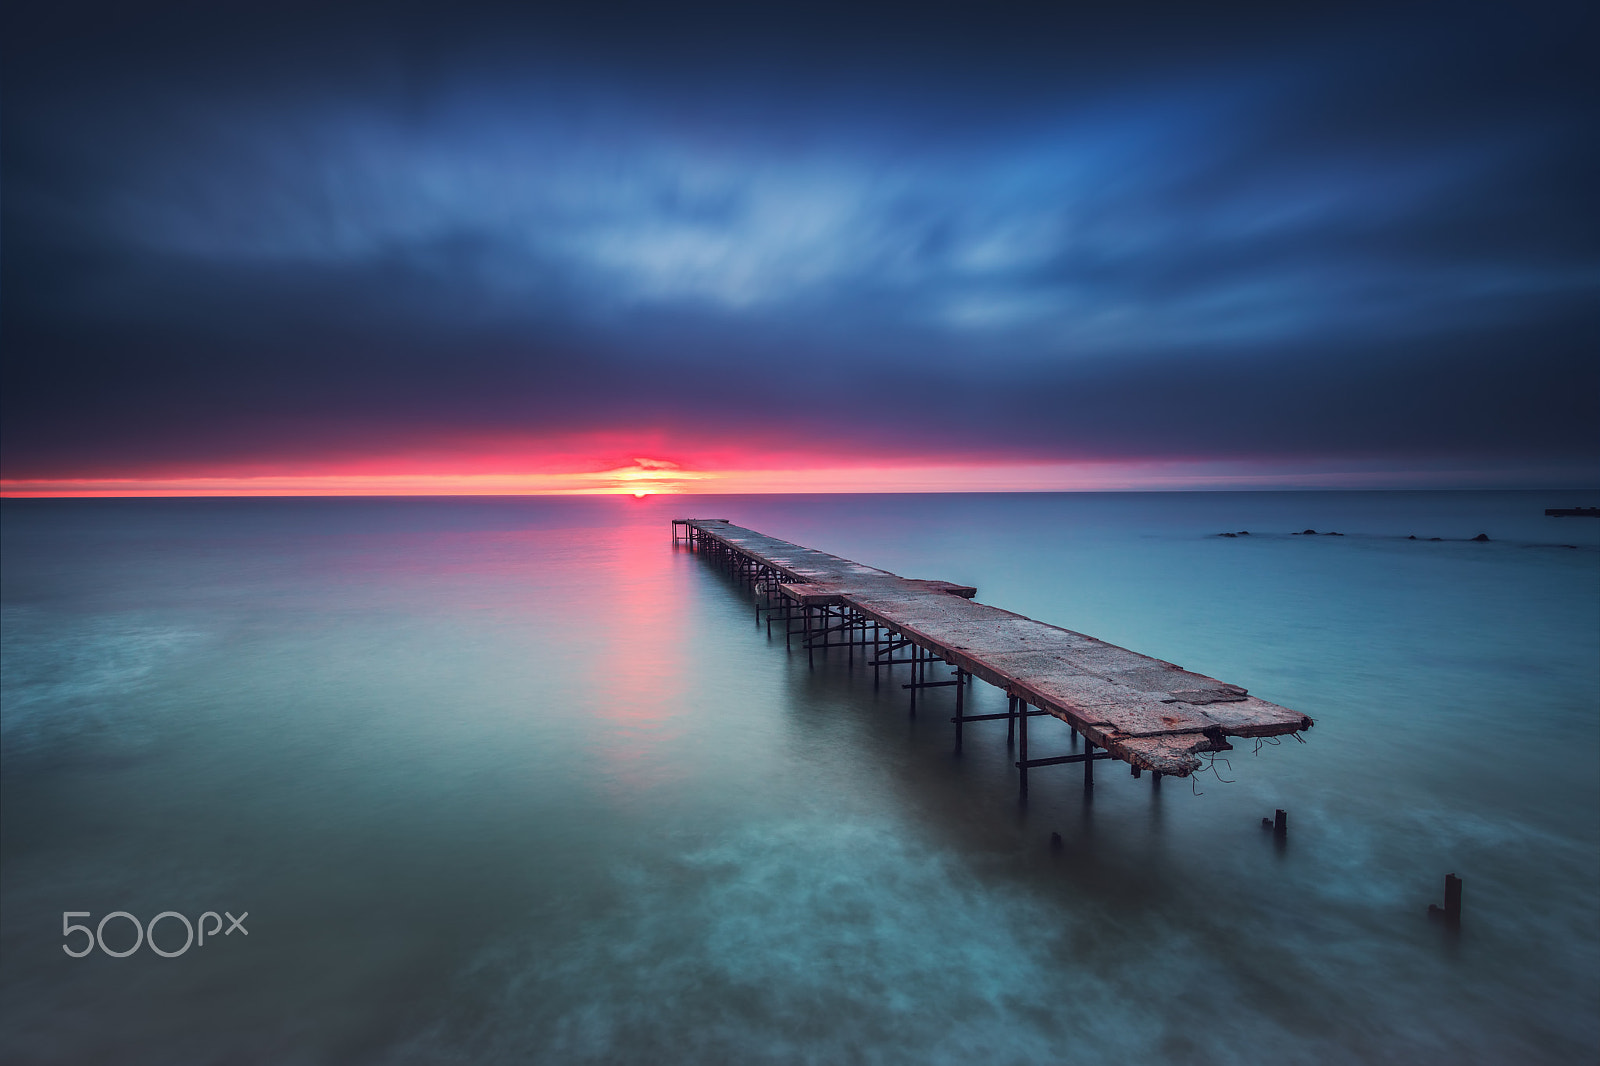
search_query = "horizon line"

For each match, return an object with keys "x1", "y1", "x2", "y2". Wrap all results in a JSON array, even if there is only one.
[{"x1": 3, "y1": 459, "x2": 1593, "y2": 499}]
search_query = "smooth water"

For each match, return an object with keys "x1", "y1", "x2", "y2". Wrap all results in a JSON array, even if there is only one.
[{"x1": 2, "y1": 491, "x2": 1597, "y2": 1064}]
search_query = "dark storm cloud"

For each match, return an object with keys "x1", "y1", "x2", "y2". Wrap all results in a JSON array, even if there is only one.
[{"x1": 3, "y1": 0, "x2": 1595, "y2": 478}]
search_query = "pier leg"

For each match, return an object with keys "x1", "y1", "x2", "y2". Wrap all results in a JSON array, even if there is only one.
[
  {"x1": 806, "y1": 607, "x2": 814, "y2": 667},
  {"x1": 1007, "y1": 694, "x2": 1017, "y2": 743},
  {"x1": 1084, "y1": 739, "x2": 1095, "y2": 789},
  {"x1": 954, "y1": 669, "x2": 965, "y2": 751},
  {"x1": 909, "y1": 645, "x2": 918, "y2": 718},
  {"x1": 1017, "y1": 700, "x2": 1030, "y2": 797}
]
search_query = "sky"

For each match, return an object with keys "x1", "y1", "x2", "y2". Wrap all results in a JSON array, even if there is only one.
[{"x1": 3, "y1": 0, "x2": 1596, "y2": 495}]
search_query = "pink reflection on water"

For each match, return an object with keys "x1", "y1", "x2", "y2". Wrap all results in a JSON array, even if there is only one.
[{"x1": 579, "y1": 510, "x2": 699, "y2": 796}]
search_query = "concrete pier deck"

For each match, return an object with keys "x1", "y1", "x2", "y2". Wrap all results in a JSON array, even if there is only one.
[{"x1": 675, "y1": 518, "x2": 1311, "y2": 781}]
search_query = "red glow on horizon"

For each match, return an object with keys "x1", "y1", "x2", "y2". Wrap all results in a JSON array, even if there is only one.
[{"x1": 0, "y1": 451, "x2": 1543, "y2": 497}]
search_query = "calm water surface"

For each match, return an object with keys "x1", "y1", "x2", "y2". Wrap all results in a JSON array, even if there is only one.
[{"x1": 2, "y1": 492, "x2": 1597, "y2": 1063}]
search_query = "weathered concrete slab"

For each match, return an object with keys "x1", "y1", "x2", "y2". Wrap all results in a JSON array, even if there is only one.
[
  {"x1": 778, "y1": 583, "x2": 845, "y2": 605},
  {"x1": 1115, "y1": 733, "x2": 1234, "y2": 775},
  {"x1": 1188, "y1": 696, "x2": 1313, "y2": 736}
]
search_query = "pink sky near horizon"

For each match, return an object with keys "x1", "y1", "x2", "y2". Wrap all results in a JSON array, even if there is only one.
[{"x1": 0, "y1": 454, "x2": 1579, "y2": 497}]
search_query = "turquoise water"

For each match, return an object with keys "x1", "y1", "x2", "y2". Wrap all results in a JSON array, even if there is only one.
[{"x1": 2, "y1": 491, "x2": 1596, "y2": 1063}]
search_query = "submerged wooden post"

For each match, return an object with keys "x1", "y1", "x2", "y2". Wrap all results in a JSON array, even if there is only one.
[{"x1": 1429, "y1": 874, "x2": 1463, "y2": 928}]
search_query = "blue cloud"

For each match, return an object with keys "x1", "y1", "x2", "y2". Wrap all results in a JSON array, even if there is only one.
[{"x1": 3, "y1": 1, "x2": 1595, "y2": 475}]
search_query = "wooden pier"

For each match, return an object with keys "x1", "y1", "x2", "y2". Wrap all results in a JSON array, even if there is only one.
[{"x1": 674, "y1": 518, "x2": 1312, "y2": 791}]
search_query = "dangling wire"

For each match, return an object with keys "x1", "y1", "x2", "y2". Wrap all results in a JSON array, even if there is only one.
[
  {"x1": 1195, "y1": 751, "x2": 1237, "y2": 784},
  {"x1": 1189, "y1": 751, "x2": 1234, "y2": 793}
]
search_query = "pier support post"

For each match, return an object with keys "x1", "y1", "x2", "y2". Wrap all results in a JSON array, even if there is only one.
[
  {"x1": 953, "y1": 669, "x2": 965, "y2": 751},
  {"x1": 1017, "y1": 699, "x2": 1030, "y2": 797},
  {"x1": 909, "y1": 645, "x2": 919, "y2": 718}
]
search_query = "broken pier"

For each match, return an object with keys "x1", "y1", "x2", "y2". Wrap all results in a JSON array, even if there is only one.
[{"x1": 673, "y1": 518, "x2": 1312, "y2": 794}]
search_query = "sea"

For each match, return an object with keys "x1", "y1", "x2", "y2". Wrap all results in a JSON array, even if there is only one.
[{"x1": 2, "y1": 490, "x2": 1596, "y2": 1064}]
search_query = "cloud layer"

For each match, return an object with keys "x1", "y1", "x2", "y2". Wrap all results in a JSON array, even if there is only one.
[{"x1": 4, "y1": 1, "x2": 1596, "y2": 486}]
